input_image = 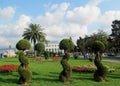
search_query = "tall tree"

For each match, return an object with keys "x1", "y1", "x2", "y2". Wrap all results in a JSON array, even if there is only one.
[
  {"x1": 76, "y1": 37, "x2": 86, "y2": 57},
  {"x1": 89, "y1": 30, "x2": 109, "y2": 50},
  {"x1": 109, "y1": 20, "x2": 120, "y2": 53},
  {"x1": 76, "y1": 30, "x2": 109, "y2": 57},
  {"x1": 22, "y1": 23, "x2": 46, "y2": 57}
]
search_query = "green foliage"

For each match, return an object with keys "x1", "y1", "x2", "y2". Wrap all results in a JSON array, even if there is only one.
[
  {"x1": 94, "y1": 60, "x2": 108, "y2": 82},
  {"x1": 16, "y1": 39, "x2": 31, "y2": 51},
  {"x1": 91, "y1": 41, "x2": 105, "y2": 53},
  {"x1": 109, "y1": 20, "x2": 120, "y2": 53},
  {"x1": 59, "y1": 38, "x2": 75, "y2": 52},
  {"x1": 19, "y1": 52, "x2": 29, "y2": 66},
  {"x1": 22, "y1": 23, "x2": 46, "y2": 57},
  {"x1": 44, "y1": 51, "x2": 50, "y2": 59},
  {"x1": 77, "y1": 30, "x2": 109, "y2": 54},
  {"x1": 89, "y1": 57, "x2": 94, "y2": 62},
  {"x1": 74, "y1": 54, "x2": 79, "y2": 59},
  {"x1": 18, "y1": 65, "x2": 32, "y2": 82},
  {"x1": 18, "y1": 51, "x2": 32, "y2": 84},
  {"x1": 63, "y1": 53, "x2": 70, "y2": 60},
  {"x1": 59, "y1": 53, "x2": 71, "y2": 82},
  {"x1": 35, "y1": 42, "x2": 45, "y2": 53}
]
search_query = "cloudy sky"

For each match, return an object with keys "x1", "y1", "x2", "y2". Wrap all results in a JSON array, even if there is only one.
[{"x1": 0, "y1": 0, "x2": 120, "y2": 48}]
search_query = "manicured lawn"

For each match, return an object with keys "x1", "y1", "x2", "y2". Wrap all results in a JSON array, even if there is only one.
[{"x1": 0, "y1": 57, "x2": 120, "y2": 86}]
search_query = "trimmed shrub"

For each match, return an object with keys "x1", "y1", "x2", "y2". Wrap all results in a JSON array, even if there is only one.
[
  {"x1": 59, "y1": 53, "x2": 71, "y2": 83},
  {"x1": 91, "y1": 41, "x2": 108, "y2": 82},
  {"x1": 16, "y1": 39, "x2": 31, "y2": 51},
  {"x1": 18, "y1": 51, "x2": 32, "y2": 85},
  {"x1": 44, "y1": 51, "x2": 50, "y2": 59},
  {"x1": 74, "y1": 54, "x2": 79, "y2": 59},
  {"x1": 94, "y1": 60, "x2": 108, "y2": 82}
]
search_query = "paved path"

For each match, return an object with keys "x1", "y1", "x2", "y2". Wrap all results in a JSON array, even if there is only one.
[{"x1": 103, "y1": 58, "x2": 120, "y2": 63}]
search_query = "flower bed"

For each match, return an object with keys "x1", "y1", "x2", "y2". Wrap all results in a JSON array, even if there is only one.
[
  {"x1": 72, "y1": 65, "x2": 116, "y2": 73},
  {"x1": 0, "y1": 64, "x2": 18, "y2": 72},
  {"x1": 72, "y1": 66, "x2": 96, "y2": 72}
]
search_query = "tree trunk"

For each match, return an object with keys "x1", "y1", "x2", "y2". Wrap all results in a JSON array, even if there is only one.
[{"x1": 34, "y1": 42, "x2": 36, "y2": 58}]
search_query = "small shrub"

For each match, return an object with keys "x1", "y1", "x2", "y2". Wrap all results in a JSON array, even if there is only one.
[
  {"x1": 74, "y1": 54, "x2": 79, "y2": 59},
  {"x1": 44, "y1": 51, "x2": 50, "y2": 59}
]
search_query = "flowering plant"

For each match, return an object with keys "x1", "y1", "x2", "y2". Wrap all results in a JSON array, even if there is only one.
[
  {"x1": 0, "y1": 64, "x2": 18, "y2": 72},
  {"x1": 72, "y1": 64, "x2": 116, "y2": 73},
  {"x1": 72, "y1": 65, "x2": 96, "y2": 72}
]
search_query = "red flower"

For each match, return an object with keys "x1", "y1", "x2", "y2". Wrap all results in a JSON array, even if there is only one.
[{"x1": 0, "y1": 64, "x2": 18, "y2": 72}]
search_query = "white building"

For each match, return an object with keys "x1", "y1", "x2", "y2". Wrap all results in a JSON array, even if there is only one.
[
  {"x1": 45, "y1": 42, "x2": 64, "y2": 54},
  {"x1": 0, "y1": 48, "x2": 16, "y2": 57},
  {"x1": 4, "y1": 49, "x2": 16, "y2": 57}
]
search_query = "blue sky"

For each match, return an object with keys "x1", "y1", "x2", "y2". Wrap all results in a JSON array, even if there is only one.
[{"x1": 0, "y1": 0, "x2": 120, "y2": 48}]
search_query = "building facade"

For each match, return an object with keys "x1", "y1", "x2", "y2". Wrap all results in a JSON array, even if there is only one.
[{"x1": 45, "y1": 42, "x2": 64, "y2": 54}]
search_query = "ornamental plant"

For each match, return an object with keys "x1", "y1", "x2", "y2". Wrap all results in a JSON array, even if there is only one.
[
  {"x1": 91, "y1": 41, "x2": 108, "y2": 82},
  {"x1": 44, "y1": 51, "x2": 50, "y2": 59},
  {"x1": 18, "y1": 51, "x2": 32, "y2": 85},
  {"x1": 72, "y1": 65, "x2": 96, "y2": 72},
  {"x1": 59, "y1": 53, "x2": 71, "y2": 83},
  {"x1": 16, "y1": 39, "x2": 32, "y2": 85}
]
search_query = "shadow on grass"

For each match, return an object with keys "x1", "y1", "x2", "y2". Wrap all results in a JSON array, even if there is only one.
[
  {"x1": 72, "y1": 72, "x2": 94, "y2": 82},
  {"x1": 32, "y1": 72, "x2": 59, "y2": 82},
  {"x1": 32, "y1": 77, "x2": 59, "y2": 82},
  {"x1": 107, "y1": 73, "x2": 120, "y2": 79},
  {"x1": 0, "y1": 77, "x2": 18, "y2": 84},
  {"x1": 32, "y1": 72, "x2": 41, "y2": 75}
]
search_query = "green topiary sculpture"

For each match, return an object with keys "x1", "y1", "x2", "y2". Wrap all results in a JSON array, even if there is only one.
[
  {"x1": 92, "y1": 41, "x2": 108, "y2": 82},
  {"x1": 59, "y1": 53, "x2": 71, "y2": 83},
  {"x1": 18, "y1": 51, "x2": 32, "y2": 85}
]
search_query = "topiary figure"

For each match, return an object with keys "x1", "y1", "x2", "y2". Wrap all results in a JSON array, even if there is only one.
[
  {"x1": 59, "y1": 53, "x2": 71, "y2": 83},
  {"x1": 91, "y1": 41, "x2": 108, "y2": 82},
  {"x1": 16, "y1": 39, "x2": 32, "y2": 85},
  {"x1": 18, "y1": 51, "x2": 32, "y2": 85}
]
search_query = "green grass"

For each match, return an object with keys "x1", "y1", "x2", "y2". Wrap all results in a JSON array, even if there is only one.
[{"x1": 0, "y1": 57, "x2": 120, "y2": 86}]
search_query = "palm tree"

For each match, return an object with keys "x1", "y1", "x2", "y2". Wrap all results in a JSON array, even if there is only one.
[{"x1": 22, "y1": 23, "x2": 46, "y2": 57}]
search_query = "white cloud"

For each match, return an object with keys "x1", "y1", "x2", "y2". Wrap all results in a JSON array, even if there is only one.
[
  {"x1": 14, "y1": 15, "x2": 31, "y2": 35},
  {"x1": 66, "y1": 5, "x2": 100, "y2": 25},
  {"x1": 36, "y1": 2, "x2": 101, "y2": 43},
  {"x1": 0, "y1": 15, "x2": 31, "y2": 48},
  {"x1": 97, "y1": 11, "x2": 120, "y2": 32},
  {"x1": 36, "y1": 2, "x2": 69, "y2": 26},
  {"x1": 0, "y1": 6, "x2": 15, "y2": 19},
  {"x1": 0, "y1": 37, "x2": 11, "y2": 48}
]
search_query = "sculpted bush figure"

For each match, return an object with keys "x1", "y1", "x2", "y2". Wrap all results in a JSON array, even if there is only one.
[
  {"x1": 16, "y1": 39, "x2": 32, "y2": 85},
  {"x1": 59, "y1": 53, "x2": 71, "y2": 83},
  {"x1": 18, "y1": 51, "x2": 32, "y2": 85},
  {"x1": 92, "y1": 41, "x2": 108, "y2": 82}
]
